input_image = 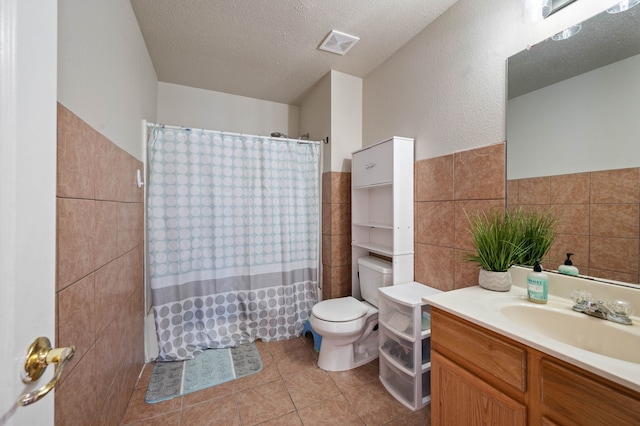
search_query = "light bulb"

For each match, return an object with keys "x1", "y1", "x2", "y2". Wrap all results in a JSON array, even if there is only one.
[{"x1": 607, "y1": 0, "x2": 640, "y2": 14}]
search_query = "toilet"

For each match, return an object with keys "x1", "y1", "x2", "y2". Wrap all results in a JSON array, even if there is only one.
[{"x1": 310, "y1": 256, "x2": 393, "y2": 371}]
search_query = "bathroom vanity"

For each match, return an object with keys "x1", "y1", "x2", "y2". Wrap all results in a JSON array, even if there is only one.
[{"x1": 424, "y1": 268, "x2": 640, "y2": 425}]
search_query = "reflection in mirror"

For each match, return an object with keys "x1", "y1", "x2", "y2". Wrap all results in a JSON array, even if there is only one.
[{"x1": 506, "y1": 4, "x2": 640, "y2": 286}]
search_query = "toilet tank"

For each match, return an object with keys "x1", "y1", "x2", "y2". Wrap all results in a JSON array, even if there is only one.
[{"x1": 358, "y1": 256, "x2": 393, "y2": 307}]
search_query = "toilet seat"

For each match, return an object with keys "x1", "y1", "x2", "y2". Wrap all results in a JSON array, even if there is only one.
[{"x1": 312, "y1": 297, "x2": 368, "y2": 322}]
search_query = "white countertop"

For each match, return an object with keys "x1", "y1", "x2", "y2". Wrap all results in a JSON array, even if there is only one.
[{"x1": 422, "y1": 272, "x2": 640, "y2": 393}]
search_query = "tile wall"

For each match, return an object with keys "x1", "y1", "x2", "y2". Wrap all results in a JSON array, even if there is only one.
[
  {"x1": 321, "y1": 172, "x2": 352, "y2": 299},
  {"x1": 55, "y1": 104, "x2": 145, "y2": 425},
  {"x1": 508, "y1": 168, "x2": 640, "y2": 284},
  {"x1": 414, "y1": 143, "x2": 506, "y2": 291}
]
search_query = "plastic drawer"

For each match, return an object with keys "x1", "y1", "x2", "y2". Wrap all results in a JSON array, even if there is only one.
[
  {"x1": 380, "y1": 354, "x2": 416, "y2": 406},
  {"x1": 421, "y1": 307, "x2": 431, "y2": 332},
  {"x1": 422, "y1": 338, "x2": 431, "y2": 366},
  {"x1": 380, "y1": 326, "x2": 415, "y2": 371},
  {"x1": 379, "y1": 296, "x2": 415, "y2": 338},
  {"x1": 422, "y1": 371, "x2": 432, "y2": 401}
]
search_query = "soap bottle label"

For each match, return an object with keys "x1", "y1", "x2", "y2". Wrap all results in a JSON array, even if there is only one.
[{"x1": 527, "y1": 277, "x2": 547, "y2": 303}]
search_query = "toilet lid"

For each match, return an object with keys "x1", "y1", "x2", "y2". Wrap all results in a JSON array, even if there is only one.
[{"x1": 312, "y1": 297, "x2": 368, "y2": 322}]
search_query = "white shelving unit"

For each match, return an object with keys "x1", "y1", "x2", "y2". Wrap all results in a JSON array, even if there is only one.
[
  {"x1": 351, "y1": 137, "x2": 414, "y2": 297},
  {"x1": 377, "y1": 282, "x2": 442, "y2": 410}
]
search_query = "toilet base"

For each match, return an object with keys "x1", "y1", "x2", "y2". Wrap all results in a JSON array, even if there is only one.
[{"x1": 317, "y1": 329, "x2": 379, "y2": 371}]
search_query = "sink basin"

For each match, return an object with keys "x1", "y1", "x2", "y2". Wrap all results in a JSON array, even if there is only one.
[{"x1": 500, "y1": 304, "x2": 640, "y2": 364}]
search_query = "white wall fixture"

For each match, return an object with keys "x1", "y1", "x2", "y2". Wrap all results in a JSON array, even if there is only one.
[
  {"x1": 136, "y1": 168, "x2": 144, "y2": 188},
  {"x1": 318, "y1": 30, "x2": 359, "y2": 56}
]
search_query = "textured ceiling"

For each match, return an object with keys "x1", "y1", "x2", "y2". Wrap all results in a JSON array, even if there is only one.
[
  {"x1": 130, "y1": 0, "x2": 459, "y2": 105},
  {"x1": 508, "y1": 4, "x2": 640, "y2": 98}
]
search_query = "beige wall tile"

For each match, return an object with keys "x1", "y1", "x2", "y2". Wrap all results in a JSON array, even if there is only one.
[
  {"x1": 455, "y1": 249, "x2": 480, "y2": 289},
  {"x1": 55, "y1": 346, "x2": 97, "y2": 426},
  {"x1": 553, "y1": 204, "x2": 589, "y2": 236},
  {"x1": 322, "y1": 203, "x2": 331, "y2": 235},
  {"x1": 95, "y1": 257, "x2": 127, "y2": 337},
  {"x1": 330, "y1": 172, "x2": 351, "y2": 204},
  {"x1": 57, "y1": 104, "x2": 96, "y2": 199},
  {"x1": 95, "y1": 311, "x2": 125, "y2": 405},
  {"x1": 590, "y1": 236, "x2": 639, "y2": 275},
  {"x1": 517, "y1": 177, "x2": 550, "y2": 205},
  {"x1": 322, "y1": 172, "x2": 331, "y2": 204},
  {"x1": 415, "y1": 243, "x2": 454, "y2": 292},
  {"x1": 330, "y1": 264, "x2": 352, "y2": 298},
  {"x1": 550, "y1": 172, "x2": 590, "y2": 204},
  {"x1": 330, "y1": 234, "x2": 352, "y2": 266},
  {"x1": 57, "y1": 273, "x2": 95, "y2": 379},
  {"x1": 590, "y1": 203, "x2": 639, "y2": 239},
  {"x1": 57, "y1": 198, "x2": 96, "y2": 290},
  {"x1": 94, "y1": 132, "x2": 122, "y2": 201},
  {"x1": 329, "y1": 203, "x2": 351, "y2": 236},
  {"x1": 415, "y1": 155, "x2": 454, "y2": 202},
  {"x1": 118, "y1": 202, "x2": 144, "y2": 254},
  {"x1": 591, "y1": 168, "x2": 640, "y2": 204},
  {"x1": 506, "y1": 179, "x2": 519, "y2": 206},
  {"x1": 322, "y1": 265, "x2": 332, "y2": 300},
  {"x1": 588, "y1": 268, "x2": 638, "y2": 285},
  {"x1": 322, "y1": 235, "x2": 331, "y2": 267},
  {"x1": 94, "y1": 201, "x2": 119, "y2": 269},
  {"x1": 454, "y1": 144, "x2": 505, "y2": 201},
  {"x1": 415, "y1": 201, "x2": 454, "y2": 246}
]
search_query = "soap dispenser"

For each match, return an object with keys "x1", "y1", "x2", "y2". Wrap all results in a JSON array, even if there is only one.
[
  {"x1": 558, "y1": 252, "x2": 579, "y2": 276},
  {"x1": 527, "y1": 260, "x2": 548, "y2": 304}
]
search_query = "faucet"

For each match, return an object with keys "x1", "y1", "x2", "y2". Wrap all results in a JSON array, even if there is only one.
[
  {"x1": 582, "y1": 301, "x2": 610, "y2": 320},
  {"x1": 571, "y1": 290, "x2": 633, "y2": 325}
]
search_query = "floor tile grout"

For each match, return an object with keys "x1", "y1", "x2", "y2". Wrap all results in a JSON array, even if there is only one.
[{"x1": 121, "y1": 336, "x2": 430, "y2": 425}]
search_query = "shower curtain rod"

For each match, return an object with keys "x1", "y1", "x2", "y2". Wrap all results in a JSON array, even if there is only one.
[{"x1": 146, "y1": 122, "x2": 321, "y2": 145}]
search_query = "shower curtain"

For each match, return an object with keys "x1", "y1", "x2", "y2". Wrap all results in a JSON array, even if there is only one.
[{"x1": 147, "y1": 126, "x2": 319, "y2": 361}]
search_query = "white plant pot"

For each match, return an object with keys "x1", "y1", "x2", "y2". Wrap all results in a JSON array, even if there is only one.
[{"x1": 478, "y1": 269, "x2": 512, "y2": 292}]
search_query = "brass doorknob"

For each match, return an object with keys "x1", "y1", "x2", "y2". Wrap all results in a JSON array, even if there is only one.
[{"x1": 17, "y1": 337, "x2": 75, "y2": 407}]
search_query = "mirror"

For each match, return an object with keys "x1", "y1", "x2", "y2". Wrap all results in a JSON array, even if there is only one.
[{"x1": 506, "y1": 4, "x2": 640, "y2": 286}]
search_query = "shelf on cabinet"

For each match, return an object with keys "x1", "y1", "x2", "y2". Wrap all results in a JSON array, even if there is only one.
[{"x1": 352, "y1": 222, "x2": 394, "y2": 230}]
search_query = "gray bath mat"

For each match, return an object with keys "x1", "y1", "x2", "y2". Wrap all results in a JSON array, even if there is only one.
[{"x1": 145, "y1": 342, "x2": 262, "y2": 403}]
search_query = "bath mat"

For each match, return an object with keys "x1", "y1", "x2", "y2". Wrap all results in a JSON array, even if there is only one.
[{"x1": 145, "y1": 343, "x2": 262, "y2": 403}]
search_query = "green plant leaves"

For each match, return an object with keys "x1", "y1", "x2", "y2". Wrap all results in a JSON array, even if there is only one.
[{"x1": 464, "y1": 207, "x2": 558, "y2": 272}]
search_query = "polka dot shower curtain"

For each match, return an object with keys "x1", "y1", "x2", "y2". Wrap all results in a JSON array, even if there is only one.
[{"x1": 147, "y1": 126, "x2": 319, "y2": 361}]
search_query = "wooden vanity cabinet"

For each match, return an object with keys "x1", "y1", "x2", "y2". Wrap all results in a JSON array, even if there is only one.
[{"x1": 430, "y1": 307, "x2": 640, "y2": 426}]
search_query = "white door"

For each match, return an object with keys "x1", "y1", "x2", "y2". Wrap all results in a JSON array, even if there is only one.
[{"x1": 0, "y1": 0, "x2": 57, "y2": 424}]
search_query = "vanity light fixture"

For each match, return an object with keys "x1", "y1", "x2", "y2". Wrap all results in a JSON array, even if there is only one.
[
  {"x1": 607, "y1": 0, "x2": 640, "y2": 14},
  {"x1": 524, "y1": 0, "x2": 553, "y2": 22},
  {"x1": 551, "y1": 23, "x2": 582, "y2": 40}
]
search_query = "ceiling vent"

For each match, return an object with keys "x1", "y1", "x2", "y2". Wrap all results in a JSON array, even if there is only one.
[{"x1": 318, "y1": 30, "x2": 359, "y2": 56}]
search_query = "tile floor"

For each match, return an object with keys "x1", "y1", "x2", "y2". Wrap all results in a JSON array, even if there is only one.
[{"x1": 121, "y1": 334, "x2": 431, "y2": 425}]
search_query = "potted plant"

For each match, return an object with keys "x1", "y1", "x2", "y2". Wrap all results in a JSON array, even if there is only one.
[
  {"x1": 512, "y1": 207, "x2": 558, "y2": 268},
  {"x1": 464, "y1": 208, "x2": 526, "y2": 291}
]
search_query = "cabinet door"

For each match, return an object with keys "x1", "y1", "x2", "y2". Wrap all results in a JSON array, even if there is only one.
[
  {"x1": 352, "y1": 148, "x2": 370, "y2": 188},
  {"x1": 539, "y1": 358, "x2": 640, "y2": 425},
  {"x1": 367, "y1": 141, "x2": 393, "y2": 185},
  {"x1": 431, "y1": 352, "x2": 526, "y2": 426}
]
